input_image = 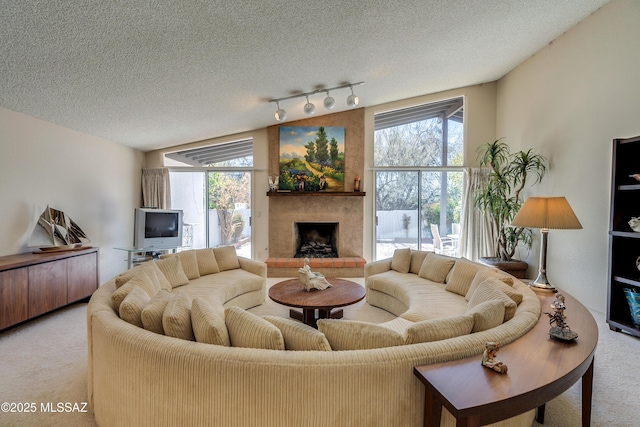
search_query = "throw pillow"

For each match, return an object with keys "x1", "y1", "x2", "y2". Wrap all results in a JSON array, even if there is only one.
[
  {"x1": 467, "y1": 281, "x2": 517, "y2": 322},
  {"x1": 119, "y1": 285, "x2": 150, "y2": 328},
  {"x1": 418, "y1": 253, "x2": 456, "y2": 283},
  {"x1": 213, "y1": 246, "x2": 241, "y2": 271},
  {"x1": 155, "y1": 255, "x2": 190, "y2": 288},
  {"x1": 195, "y1": 248, "x2": 220, "y2": 275},
  {"x1": 191, "y1": 298, "x2": 230, "y2": 346},
  {"x1": 111, "y1": 270, "x2": 161, "y2": 311},
  {"x1": 317, "y1": 319, "x2": 404, "y2": 350},
  {"x1": 405, "y1": 315, "x2": 474, "y2": 344},
  {"x1": 390, "y1": 248, "x2": 411, "y2": 274},
  {"x1": 409, "y1": 250, "x2": 431, "y2": 274},
  {"x1": 478, "y1": 276, "x2": 523, "y2": 305},
  {"x1": 160, "y1": 250, "x2": 200, "y2": 280},
  {"x1": 141, "y1": 289, "x2": 174, "y2": 334},
  {"x1": 467, "y1": 300, "x2": 506, "y2": 332},
  {"x1": 465, "y1": 268, "x2": 515, "y2": 301},
  {"x1": 224, "y1": 306, "x2": 284, "y2": 350},
  {"x1": 263, "y1": 316, "x2": 332, "y2": 351},
  {"x1": 162, "y1": 290, "x2": 195, "y2": 341},
  {"x1": 445, "y1": 258, "x2": 482, "y2": 296}
]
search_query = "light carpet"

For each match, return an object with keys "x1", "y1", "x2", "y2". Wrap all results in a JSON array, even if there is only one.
[{"x1": 0, "y1": 278, "x2": 638, "y2": 426}]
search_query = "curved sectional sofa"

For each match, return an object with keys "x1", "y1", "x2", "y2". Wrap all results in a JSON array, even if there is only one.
[{"x1": 87, "y1": 247, "x2": 541, "y2": 427}]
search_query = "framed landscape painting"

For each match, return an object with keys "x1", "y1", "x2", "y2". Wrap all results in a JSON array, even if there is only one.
[{"x1": 278, "y1": 126, "x2": 345, "y2": 192}]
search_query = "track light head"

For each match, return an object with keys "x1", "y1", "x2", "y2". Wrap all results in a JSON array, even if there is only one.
[
  {"x1": 303, "y1": 96, "x2": 315, "y2": 115},
  {"x1": 274, "y1": 101, "x2": 287, "y2": 121},
  {"x1": 346, "y1": 86, "x2": 359, "y2": 108},
  {"x1": 323, "y1": 91, "x2": 335, "y2": 110}
]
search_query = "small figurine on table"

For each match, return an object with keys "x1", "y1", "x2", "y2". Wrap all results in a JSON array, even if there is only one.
[
  {"x1": 481, "y1": 342, "x2": 508, "y2": 374},
  {"x1": 546, "y1": 293, "x2": 579, "y2": 341}
]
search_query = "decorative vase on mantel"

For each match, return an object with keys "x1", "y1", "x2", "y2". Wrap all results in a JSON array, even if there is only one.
[{"x1": 479, "y1": 257, "x2": 528, "y2": 279}]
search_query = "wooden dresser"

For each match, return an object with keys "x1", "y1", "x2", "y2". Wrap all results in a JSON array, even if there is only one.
[{"x1": 0, "y1": 247, "x2": 99, "y2": 330}]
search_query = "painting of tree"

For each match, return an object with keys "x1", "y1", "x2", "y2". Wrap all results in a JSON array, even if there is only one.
[{"x1": 279, "y1": 126, "x2": 345, "y2": 191}]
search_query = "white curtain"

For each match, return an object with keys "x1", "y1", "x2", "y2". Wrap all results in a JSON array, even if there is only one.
[
  {"x1": 459, "y1": 168, "x2": 494, "y2": 261},
  {"x1": 141, "y1": 168, "x2": 171, "y2": 209}
]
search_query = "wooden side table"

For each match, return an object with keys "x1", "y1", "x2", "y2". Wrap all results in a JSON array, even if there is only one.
[{"x1": 414, "y1": 289, "x2": 597, "y2": 426}]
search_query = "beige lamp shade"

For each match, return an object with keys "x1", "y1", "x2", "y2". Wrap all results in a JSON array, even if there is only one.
[{"x1": 511, "y1": 197, "x2": 582, "y2": 230}]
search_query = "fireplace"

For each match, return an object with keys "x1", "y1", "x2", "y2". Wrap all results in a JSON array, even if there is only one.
[{"x1": 294, "y1": 222, "x2": 338, "y2": 258}]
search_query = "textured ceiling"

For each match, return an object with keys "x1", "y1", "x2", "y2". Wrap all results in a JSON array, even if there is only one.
[{"x1": 0, "y1": 0, "x2": 608, "y2": 152}]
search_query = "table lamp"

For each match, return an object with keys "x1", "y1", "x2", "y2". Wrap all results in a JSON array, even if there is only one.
[{"x1": 511, "y1": 197, "x2": 582, "y2": 292}]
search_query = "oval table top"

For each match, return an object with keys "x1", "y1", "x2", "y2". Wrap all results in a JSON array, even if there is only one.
[{"x1": 268, "y1": 278, "x2": 365, "y2": 310}]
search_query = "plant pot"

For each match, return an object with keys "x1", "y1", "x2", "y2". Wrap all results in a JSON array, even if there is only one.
[{"x1": 479, "y1": 257, "x2": 528, "y2": 279}]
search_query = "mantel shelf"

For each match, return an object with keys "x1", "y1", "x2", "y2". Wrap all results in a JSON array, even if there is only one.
[{"x1": 267, "y1": 191, "x2": 366, "y2": 197}]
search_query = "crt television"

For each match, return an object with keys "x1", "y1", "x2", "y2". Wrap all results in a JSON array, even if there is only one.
[{"x1": 133, "y1": 208, "x2": 183, "y2": 249}]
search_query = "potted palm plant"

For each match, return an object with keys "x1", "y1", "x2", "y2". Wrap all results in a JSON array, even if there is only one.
[{"x1": 475, "y1": 139, "x2": 547, "y2": 278}]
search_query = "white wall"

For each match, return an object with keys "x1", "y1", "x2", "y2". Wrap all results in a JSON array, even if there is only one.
[
  {"x1": 0, "y1": 107, "x2": 144, "y2": 282},
  {"x1": 496, "y1": 0, "x2": 640, "y2": 311}
]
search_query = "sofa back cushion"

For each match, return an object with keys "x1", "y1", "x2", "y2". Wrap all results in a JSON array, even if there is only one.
[
  {"x1": 191, "y1": 297, "x2": 230, "y2": 346},
  {"x1": 119, "y1": 285, "x2": 150, "y2": 328},
  {"x1": 161, "y1": 250, "x2": 201, "y2": 280},
  {"x1": 409, "y1": 250, "x2": 430, "y2": 274},
  {"x1": 391, "y1": 248, "x2": 411, "y2": 274},
  {"x1": 418, "y1": 253, "x2": 456, "y2": 283},
  {"x1": 467, "y1": 281, "x2": 517, "y2": 322},
  {"x1": 195, "y1": 248, "x2": 220, "y2": 275},
  {"x1": 213, "y1": 246, "x2": 241, "y2": 271},
  {"x1": 155, "y1": 256, "x2": 190, "y2": 288},
  {"x1": 111, "y1": 270, "x2": 161, "y2": 311},
  {"x1": 405, "y1": 315, "x2": 474, "y2": 344},
  {"x1": 317, "y1": 319, "x2": 404, "y2": 350},
  {"x1": 225, "y1": 306, "x2": 284, "y2": 350},
  {"x1": 465, "y1": 268, "x2": 514, "y2": 301},
  {"x1": 115, "y1": 261, "x2": 171, "y2": 291},
  {"x1": 141, "y1": 289, "x2": 174, "y2": 334},
  {"x1": 445, "y1": 258, "x2": 484, "y2": 296},
  {"x1": 263, "y1": 316, "x2": 332, "y2": 351},
  {"x1": 162, "y1": 290, "x2": 195, "y2": 341},
  {"x1": 467, "y1": 300, "x2": 506, "y2": 332}
]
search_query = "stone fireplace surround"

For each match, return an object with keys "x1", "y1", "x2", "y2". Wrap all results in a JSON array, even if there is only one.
[{"x1": 266, "y1": 108, "x2": 366, "y2": 277}]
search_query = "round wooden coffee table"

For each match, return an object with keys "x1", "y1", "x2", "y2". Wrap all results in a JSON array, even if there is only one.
[{"x1": 268, "y1": 278, "x2": 365, "y2": 328}]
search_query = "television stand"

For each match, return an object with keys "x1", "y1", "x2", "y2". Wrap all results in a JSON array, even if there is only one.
[{"x1": 114, "y1": 246, "x2": 183, "y2": 269}]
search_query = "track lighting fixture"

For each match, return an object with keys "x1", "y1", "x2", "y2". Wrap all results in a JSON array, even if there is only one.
[
  {"x1": 323, "y1": 91, "x2": 335, "y2": 110},
  {"x1": 303, "y1": 95, "x2": 315, "y2": 115},
  {"x1": 346, "y1": 86, "x2": 359, "y2": 108},
  {"x1": 274, "y1": 101, "x2": 287, "y2": 122},
  {"x1": 269, "y1": 81, "x2": 363, "y2": 121}
]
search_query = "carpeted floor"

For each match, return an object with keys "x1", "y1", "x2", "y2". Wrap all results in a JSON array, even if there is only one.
[{"x1": 0, "y1": 278, "x2": 638, "y2": 426}]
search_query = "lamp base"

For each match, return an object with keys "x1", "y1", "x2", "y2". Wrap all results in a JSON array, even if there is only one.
[{"x1": 528, "y1": 280, "x2": 557, "y2": 293}]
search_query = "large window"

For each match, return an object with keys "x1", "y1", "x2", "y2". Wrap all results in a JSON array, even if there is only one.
[
  {"x1": 374, "y1": 98, "x2": 463, "y2": 259},
  {"x1": 166, "y1": 139, "x2": 253, "y2": 257}
]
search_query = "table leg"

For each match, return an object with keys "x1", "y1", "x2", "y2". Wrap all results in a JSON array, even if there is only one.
[
  {"x1": 582, "y1": 357, "x2": 594, "y2": 427},
  {"x1": 536, "y1": 404, "x2": 546, "y2": 424}
]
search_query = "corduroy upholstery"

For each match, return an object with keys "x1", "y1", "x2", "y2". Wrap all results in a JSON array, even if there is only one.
[{"x1": 87, "y1": 251, "x2": 540, "y2": 427}]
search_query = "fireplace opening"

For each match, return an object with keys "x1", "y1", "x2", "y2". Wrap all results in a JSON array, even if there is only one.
[{"x1": 294, "y1": 222, "x2": 338, "y2": 258}]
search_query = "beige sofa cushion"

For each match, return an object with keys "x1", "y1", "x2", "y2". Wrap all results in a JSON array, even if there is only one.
[
  {"x1": 119, "y1": 286, "x2": 150, "y2": 328},
  {"x1": 162, "y1": 290, "x2": 195, "y2": 341},
  {"x1": 195, "y1": 248, "x2": 220, "y2": 275},
  {"x1": 263, "y1": 316, "x2": 332, "y2": 351},
  {"x1": 191, "y1": 297, "x2": 230, "y2": 346},
  {"x1": 111, "y1": 271, "x2": 161, "y2": 311},
  {"x1": 161, "y1": 250, "x2": 200, "y2": 280},
  {"x1": 468, "y1": 281, "x2": 517, "y2": 322},
  {"x1": 405, "y1": 315, "x2": 475, "y2": 344},
  {"x1": 141, "y1": 289, "x2": 174, "y2": 334},
  {"x1": 213, "y1": 246, "x2": 241, "y2": 271},
  {"x1": 155, "y1": 255, "x2": 190, "y2": 288},
  {"x1": 225, "y1": 306, "x2": 284, "y2": 350},
  {"x1": 391, "y1": 248, "x2": 411, "y2": 274},
  {"x1": 115, "y1": 261, "x2": 171, "y2": 291},
  {"x1": 445, "y1": 258, "x2": 483, "y2": 296},
  {"x1": 418, "y1": 253, "x2": 456, "y2": 283},
  {"x1": 409, "y1": 250, "x2": 430, "y2": 274},
  {"x1": 479, "y1": 276, "x2": 523, "y2": 305},
  {"x1": 317, "y1": 319, "x2": 404, "y2": 350},
  {"x1": 465, "y1": 268, "x2": 514, "y2": 301},
  {"x1": 467, "y1": 300, "x2": 506, "y2": 332}
]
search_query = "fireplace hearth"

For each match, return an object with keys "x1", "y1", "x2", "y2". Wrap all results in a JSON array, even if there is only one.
[{"x1": 294, "y1": 222, "x2": 338, "y2": 258}]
